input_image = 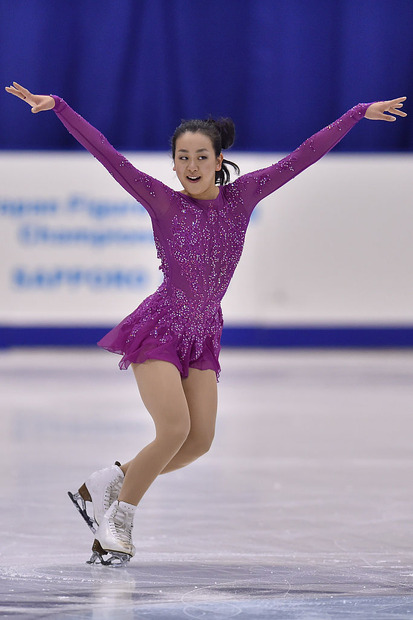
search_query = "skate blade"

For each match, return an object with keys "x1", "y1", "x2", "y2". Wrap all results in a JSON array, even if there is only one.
[
  {"x1": 68, "y1": 490, "x2": 96, "y2": 534},
  {"x1": 87, "y1": 539, "x2": 131, "y2": 567}
]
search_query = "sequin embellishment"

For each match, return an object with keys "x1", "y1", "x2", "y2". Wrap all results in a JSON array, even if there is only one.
[{"x1": 124, "y1": 193, "x2": 249, "y2": 373}]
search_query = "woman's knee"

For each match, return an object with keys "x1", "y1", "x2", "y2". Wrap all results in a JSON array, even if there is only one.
[
  {"x1": 156, "y1": 414, "x2": 191, "y2": 448},
  {"x1": 184, "y1": 429, "x2": 215, "y2": 458}
]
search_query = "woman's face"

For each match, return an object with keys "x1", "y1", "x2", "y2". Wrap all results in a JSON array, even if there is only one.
[{"x1": 173, "y1": 131, "x2": 223, "y2": 200}]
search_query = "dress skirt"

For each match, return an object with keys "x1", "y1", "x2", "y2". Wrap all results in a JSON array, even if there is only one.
[{"x1": 97, "y1": 286, "x2": 222, "y2": 380}]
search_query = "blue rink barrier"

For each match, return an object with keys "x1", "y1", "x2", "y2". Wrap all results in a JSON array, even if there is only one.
[{"x1": 1, "y1": 325, "x2": 413, "y2": 349}]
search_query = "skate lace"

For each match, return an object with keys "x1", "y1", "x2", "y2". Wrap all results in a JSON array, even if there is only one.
[
  {"x1": 109, "y1": 504, "x2": 134, "y2": 545},
  {"x1": 103, "y1": 476, "x2": 123, "y2": 512}
]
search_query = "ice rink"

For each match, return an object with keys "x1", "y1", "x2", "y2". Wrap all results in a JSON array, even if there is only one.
[{"x1": 1, "y1": 347, "x2": 412, "y2": 619}]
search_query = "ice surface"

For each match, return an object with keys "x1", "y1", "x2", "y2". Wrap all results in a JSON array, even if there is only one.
[{"x1": 1, "y1": 348, "x2": 412, "y2": 618}]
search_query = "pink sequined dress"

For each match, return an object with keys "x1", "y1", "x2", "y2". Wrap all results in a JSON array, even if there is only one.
[{"x1": 52, "y1": 97, "x2": 370, "y2": 379}]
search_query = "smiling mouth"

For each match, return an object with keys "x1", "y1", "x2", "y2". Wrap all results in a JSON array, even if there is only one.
[{"x1": 187, "y1": 176, "x2": 201, "y2": 182}]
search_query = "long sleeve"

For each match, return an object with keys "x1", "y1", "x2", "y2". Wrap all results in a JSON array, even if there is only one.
[
  {"x1": 51, "y1": 96, "x2": 174, "y2": 221},
  {"x1": 231, "y1": 103, "x2": 371, "y2": 217}
]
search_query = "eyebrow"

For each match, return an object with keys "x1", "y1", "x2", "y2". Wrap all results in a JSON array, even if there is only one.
[{"x1": 177, "y1": 148, "x2": 209, "y2": 153}]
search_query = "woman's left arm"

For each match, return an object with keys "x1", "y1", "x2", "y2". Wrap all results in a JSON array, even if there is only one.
[{"x1": 232, "y1": 97, "x2": 407, "y2": 217}]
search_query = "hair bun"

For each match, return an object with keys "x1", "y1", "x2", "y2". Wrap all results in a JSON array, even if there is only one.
[{"x1": 213, "y1": 117, "x2": 236, "y2": 150}]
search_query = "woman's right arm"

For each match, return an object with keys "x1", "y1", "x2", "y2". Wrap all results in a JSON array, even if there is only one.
[{"x1": 5, "y1": 82, "x2": 171, "y2": 220}]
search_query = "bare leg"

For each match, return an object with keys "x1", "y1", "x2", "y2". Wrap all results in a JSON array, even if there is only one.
[
  {"x1": 121, "y1": 367, "x2": 218, "y2": 476},
  {"x1": 118, "y1": 360, "x2": 191, "y2": 506},
  {"x1": 161, "y1": 368, "x2": 217, "y2": 473}
]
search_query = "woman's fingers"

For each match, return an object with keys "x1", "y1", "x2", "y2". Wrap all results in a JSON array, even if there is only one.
[
  {"x1": 5, "y1": 82, "x2": 32, "y2": 102},
  {"x1": 390, "y1": 96, "x2": 407, "y2": 105},
  {"x1": 365, "y1": 97, "x2": 407, "y2": 121},
  {"x1": 12, "y1": 82, "x2": 32, "y2": 97},
  {"x1": 5, "y1": 85, "x2": 23, "y2": 98},
  {"x1": 391, "y1": 108, "x2": 407, "y2": 117},
  {"x1": 389, "y1": 103, "x2": 407, "y2": 117},
  {"x1": 375, "y1": 112, "x2": 395, "y2": 122},
  {"x1": 385, "y1": 97, "x2": 406, "y2": 108},
  {"x1": 387, "y1": 97, "x2": 407, "y2": 114},
  {"x1": 5, "y1": 83, "x2": 55, "y2": 112}
]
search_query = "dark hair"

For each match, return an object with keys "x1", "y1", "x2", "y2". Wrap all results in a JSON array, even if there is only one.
[{"x1": 171, "y1": 117, "x2": 240, "y2": 185}]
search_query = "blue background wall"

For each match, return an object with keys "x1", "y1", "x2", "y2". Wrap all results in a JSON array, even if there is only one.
[
  {"x1": 1, "y1": 0, "x2": 412, "y2": 350},
  {"x1": 1, "y1": 0, "x2": 412, "y2": 153}
]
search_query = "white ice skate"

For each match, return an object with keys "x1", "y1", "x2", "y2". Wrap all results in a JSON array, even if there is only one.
[
  {"x1": 88, "y1": 500, "x2": 136, "y2": 566},
  {"x1": 68, "y1": 462, "x2": 124, "y2": 533}
]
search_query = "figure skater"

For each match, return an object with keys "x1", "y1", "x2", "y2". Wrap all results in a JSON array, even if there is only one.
[{"x1": 5, "y1": 82, "x2": 407, "y2": 565}]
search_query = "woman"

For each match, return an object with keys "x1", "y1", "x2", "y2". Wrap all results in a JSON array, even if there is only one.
[{"x1": 5, "y1": 82, "x2": 407, "y2": 565}]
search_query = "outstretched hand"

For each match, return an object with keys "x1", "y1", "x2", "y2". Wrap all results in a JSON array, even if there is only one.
[
  {"x1": 5, "y1": 82, "x2": 55, "y2": 113},
  {"x1": 365, "y1": 97, "x2": 407, "y2": 122}
]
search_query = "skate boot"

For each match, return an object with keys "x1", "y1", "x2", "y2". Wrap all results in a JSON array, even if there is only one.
[
  {"x1": 88, "y1": 500, "x2": 136, "y2": 566},
  {"x1": 68, "y1": 462, "x2": 124, "y2": 533}
]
